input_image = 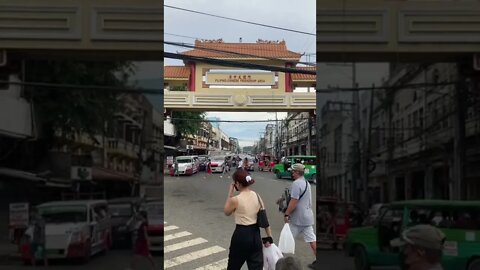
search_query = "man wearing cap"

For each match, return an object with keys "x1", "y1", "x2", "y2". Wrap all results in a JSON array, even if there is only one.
[
  {"x1": 390, "y1": 224, "x2": 446, "y2": 270},
  {"x1": 283, "y1": 163, "x2": 317, "y2": 269}
]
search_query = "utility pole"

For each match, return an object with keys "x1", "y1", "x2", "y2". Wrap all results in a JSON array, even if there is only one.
[
  {"x1": 362, "y1": 84, "x2": 375, "y2": 209},
  {"x1": 453, "y1": 63, "x2": 467, "y2": 199},
  {"x1": 307, "y1": 114, "x2": 313, "y2": 155},
  {"x1": 135, "y1": 109, "x2": 148, "y2": 197},
  {"x1": 316, "y1": 85, "x2": 323, "y2": 196},
  {"x1": 351, "y1": 63, "x2": 361, "y2": 204}
]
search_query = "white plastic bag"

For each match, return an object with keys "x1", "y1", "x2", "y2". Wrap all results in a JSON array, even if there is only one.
[
  {"x1": 278, "y1": 223, "x2": 295, "y2": 254},
  {"x1": 263, "y1": 243, "x2": 283, "y2": 270}
]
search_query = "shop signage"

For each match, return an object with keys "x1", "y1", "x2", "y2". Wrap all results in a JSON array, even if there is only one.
[
  {"x1": 9, "y1": 203, "x2": 29, "y2": 228},
  {"x1": 205, "y1": 71, "x2": 275, "y2": 86}
]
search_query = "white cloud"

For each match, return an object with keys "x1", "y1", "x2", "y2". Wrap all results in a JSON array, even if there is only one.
[{"x1": 164, "y1": 0, "x2": 316, "y2": 65}]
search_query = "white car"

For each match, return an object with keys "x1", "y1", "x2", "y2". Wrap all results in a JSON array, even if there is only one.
[
  {"x1": 175, "y1": 156, "x2": 198, "y2": 175},
  {"x1": 145, "y1": 199, "x2": 163, "y2": 252},
  {"x1": 209, "y1": 156, "x2": 226, "y2": 173},
  {"x1": 22, "y1": 200, "x2": 111, "y2": 263}
]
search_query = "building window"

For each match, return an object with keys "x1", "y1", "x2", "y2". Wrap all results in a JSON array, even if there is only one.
[
  {"x1": 419, "y1": 108, "x2": 424, "y2": 130},
  {"x1": 413, "y1": 110, "x2": 419, "y2": 136},
  {"x1": 407, "y1": 114, "x2": 412, "y2": 138}
]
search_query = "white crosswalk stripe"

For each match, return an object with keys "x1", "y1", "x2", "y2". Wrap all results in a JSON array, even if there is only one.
[
  {"x1": 164, "y1": 221, "x2": 229, "y2": 270},
  {"x1": 164, "y1": 231, "x2": 192, "y2": 241},
  {"x1": 164, "y1": 237, "x2": 208, "y2": 253},
  {"x1": 164, "y1": 225, "x2": 179, "y2": 231},
  {"x1": 164, "y1": 246, "x2": 225, "y2": 268},
  {"x1": 194, "y1": 258, "x2": 229, "y2": 270}
]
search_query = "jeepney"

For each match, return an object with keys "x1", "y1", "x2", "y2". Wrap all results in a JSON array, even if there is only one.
[
  {"x1": 344, "y1": 200, "x2": 480, "y2": 270},
  {"x1": 273, "y1": 155, "x2": 317, "y2": 183}
]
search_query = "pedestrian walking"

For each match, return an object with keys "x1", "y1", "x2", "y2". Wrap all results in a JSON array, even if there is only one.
[
  {"x1": 242, "y1": 157, "x2": 249, "y2": 171},
  {"x1": 174, "y1": 160, "x2": 179, "y2": 178},
  {"x1": 128, "y1": 211, "x2": 155, "y2": 270},
  {"x1": 26, "y1": 207, "x2": 48, "y2": 267},
  {"x1": 221, "y1": 156, "x2": 230, "y2": 178},
  {"x1": 390, "y1": 224, "x2": 446, "y2": 270},
  {"x1": 281, "y1": 163, "x2": 317, "y2": 269},
  {"x1": 203, "y1": 159, "x2": 212, "y2": 179},
  {"x1": 224, "y1": 169, "x2": 273, "y2": 270}
]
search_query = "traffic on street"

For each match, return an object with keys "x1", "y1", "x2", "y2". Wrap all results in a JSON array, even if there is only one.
[{"x1": 165, "y1": 158, "x2": 328, "y2": 269}]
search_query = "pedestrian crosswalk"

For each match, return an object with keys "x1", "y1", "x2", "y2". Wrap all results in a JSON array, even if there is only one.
[{"x1": 163, "y1": 221, "x2": 229, "y2": 270}]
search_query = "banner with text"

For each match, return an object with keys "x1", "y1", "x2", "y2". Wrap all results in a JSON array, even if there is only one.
[{"x1": 206, "y1": 71, "x2": 275, "y2": 86}]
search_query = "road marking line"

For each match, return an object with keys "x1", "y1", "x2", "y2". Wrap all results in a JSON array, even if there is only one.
[
  {"x1": 194, "y1": 258, "x2": 229, "y2": 270},
  {"x1": 164, "y1": 231, "x2": 192, "y2": 242},
  {"x1": 164, "y1": 225, "x2": 179, "y2": 232},
  {"x1": 164, "y1": 237, "x2": 208, "y2": 253},
  {"x1": 164, "y1": 246, "x2": 225, "y2": 269}
]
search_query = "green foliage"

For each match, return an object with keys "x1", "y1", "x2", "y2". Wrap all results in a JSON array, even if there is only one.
[
  {"x1": 171, "y1": 111, "x2": 205, "y2": 139},
  {"x1": 171, "y1": 85, "x2": 188, "y2": 91},
  {"x1": 168, "y1": 85, "x2": 204, "y2": 140},
  {"x1": 25, "y1": 60, "x2": 135, "y2": 145}
]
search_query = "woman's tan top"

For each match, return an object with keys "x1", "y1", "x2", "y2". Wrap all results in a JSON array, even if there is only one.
[{"x1": 234, "y1": 190, "x2": 263, "y2": 225}]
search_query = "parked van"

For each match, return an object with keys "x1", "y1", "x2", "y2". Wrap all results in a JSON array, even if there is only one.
[{"x1": 21, "y1": 200, "x2": 111, "y2": 263}]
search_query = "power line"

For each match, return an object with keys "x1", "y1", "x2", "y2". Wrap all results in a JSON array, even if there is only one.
[
  {"x1": 165, "y1": 32, "x2": 202, "y2": 40},
  {"x1": 0, "y1": 80, "x2": 164, "y2": 95},
  {"x1": 165, "y1": 40, "x2": 315, "y2": 66},
  {"x1": 316, "y1": 81, "x2": 459, "y2": 93},
  {"x1": 163, "y1": 36, "x2": 316, "y2": 59},
  {"x1": 170, "y1": 118, "x2": 280, "y2": 123},
  {"x1": 164, "y1": 5, "x2": 315, "y2": 36},
  {"x1": 164, "y1": 52, "x2": 316, "y2": 75}
]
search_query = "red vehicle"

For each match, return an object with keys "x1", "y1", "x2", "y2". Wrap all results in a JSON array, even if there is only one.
[
  {"x1": 316, "y1": 197, "x2": 363, "y2": 249},
  {"x1": 258, "y1": 155, "x2": 272, "y2": 171}
]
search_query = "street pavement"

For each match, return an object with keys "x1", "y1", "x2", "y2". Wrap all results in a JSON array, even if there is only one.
[
  {"x1": 0, "y1": 250, "x2": 163, "y2": 270},
  {"x1": 164, "y1": 168, "x2": 356, "y2": 270}
]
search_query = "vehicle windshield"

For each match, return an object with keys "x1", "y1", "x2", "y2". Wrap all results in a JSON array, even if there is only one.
[
  {"x1": 39, "y1": 205, "x2": 87, "y2": 223},
  {"x1": 198, "y1": 157, "x2": 207, "y2": 162},
  {"x1": 211, "y1": 156, "x2": 224, "y2": 161},
  {"x1": 176, "y1": 158, "x2": 192, "y2": 163},
  {"x1": 109, "y1": 204, "x2": 132, "y2": 217},
  {"x1": 146, "y1": 202, "x2": 162, "y2": 219}
]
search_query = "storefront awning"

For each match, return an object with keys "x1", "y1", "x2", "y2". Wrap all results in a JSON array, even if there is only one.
[
  {"x1": 92, "y1": 167, "x2": 136, "y2": 182},
  {"x1": 0, "y1": 167, "x2": 46, "y2": 182}
]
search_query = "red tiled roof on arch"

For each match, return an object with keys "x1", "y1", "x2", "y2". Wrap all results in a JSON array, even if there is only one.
[
  {"x1": 181, "y1": 39, "x2": 302, "y2": 60},
  {"x1": 164, "y1": 66, "x2": 190, "y2": 79},
  {"x1": 292, "y1": 66, "x2": 316, "y2": 81}
]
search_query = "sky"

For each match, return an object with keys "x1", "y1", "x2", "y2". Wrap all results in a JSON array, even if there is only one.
[{"x1": 164, "y1": 0, "x2": 315, "y2": 147}]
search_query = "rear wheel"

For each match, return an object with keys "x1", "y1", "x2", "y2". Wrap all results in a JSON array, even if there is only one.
[
  {"x1": 468, "y1": 258, "x2": 480, "y2": 270},
  {"x1": 275, "y1": 170, "x2": 281, "y2": 179},
  {"x1": 353, "y1": 245, "x2": 370, "y2": 270}
]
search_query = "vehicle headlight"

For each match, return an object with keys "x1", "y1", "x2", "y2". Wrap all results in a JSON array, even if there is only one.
[{"x1": 69, "y1": 231, "x2": 83, "y2": 244}]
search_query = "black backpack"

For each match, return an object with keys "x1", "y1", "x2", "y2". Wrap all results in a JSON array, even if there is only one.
[{"x1": 278, "y1": 180, "x2": 308, "y2": 213}]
